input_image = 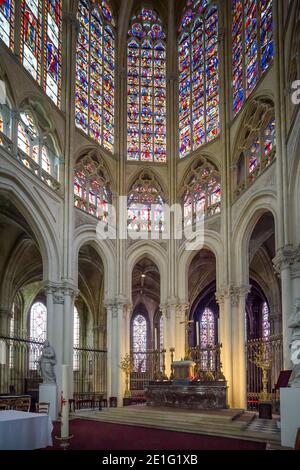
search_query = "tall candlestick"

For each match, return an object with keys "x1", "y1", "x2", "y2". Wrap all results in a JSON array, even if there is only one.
[
  {"x1": 61, "y1": 364, "x2": 69, "y2": 439},
  {"x1": 196, "y1": 322, "x2": 200, "y2": 346}
]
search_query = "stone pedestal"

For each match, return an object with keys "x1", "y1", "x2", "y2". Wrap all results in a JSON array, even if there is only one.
[
  {"x1": 280, "y1": 387, "x2": 300, "y2": 448},
  {"x1": 39, "y1": 383, "x2": 58, "y2": 421}
]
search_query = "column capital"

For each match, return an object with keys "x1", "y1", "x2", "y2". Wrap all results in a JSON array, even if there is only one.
[
  {"x1": 273, "y1": 245, "x2": 300, "y2": 273},
  {"x1": 105, "y1": 296, "x2": 131, "y2": 318},
  {"x1": 43, "y1": 281, "x2": 79, "y2": 303}
]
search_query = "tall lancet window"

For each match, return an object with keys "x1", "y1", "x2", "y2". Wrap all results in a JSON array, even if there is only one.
[
  {"x1": 29, "y1": 301, "x2": 47, "y2": 369},
  {"x1": 73, "y1": 306, "x2": 80, "y2": 371},
  {"x1": 76, "y1": 0, "x2": 115, "y2": 152},
  {"x1": 127, "y1": 8, "x2": 166, "y2": 162},
  {"x1": 178, "y1": 0, "x2": 219, "y2": 158},
  {"x1": 0, "y1": 0, "x2": 15, "y2": 50},
  {"x1": 262, "y1": 301, "x2": 270, "y2": 340},
  {"x1": 132, "y1": 314, "x2": 147, "y2": 372},
  {"x1": 232, "y1": 0, "x2": 273, "y2": 115},
  {"x1": 200, "y1": 307, "x2": 215, "y2": 369},
  {"x1": 20, "y1": 1, "x2": 62, "y2": 106}
]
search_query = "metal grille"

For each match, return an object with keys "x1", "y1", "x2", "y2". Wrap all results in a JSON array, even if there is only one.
[
  {"x1": 0, "y1": 335, "x2": 44, "y2": 409},
  {"x1": 73, "y1": 347, "x2": 107, "y2": 394},
  {"x1": 130, "y1": 350, "x2": 162, "y2": 390},
  {"x1": 0, "y1": 337, "x2": 107, "y2": 398},
  {"x1": 246, "y1": 335, "x2": 283, "y2": 410}
]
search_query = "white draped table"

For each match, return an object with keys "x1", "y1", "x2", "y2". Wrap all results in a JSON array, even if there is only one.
[{"x1": 0, "y1": 410, "x2": 53, "y2": 450}]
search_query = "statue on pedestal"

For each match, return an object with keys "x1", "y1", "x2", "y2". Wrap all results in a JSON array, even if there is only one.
[
  {"x1": 38, "y1": 340, "x2": 57, "y2": 383},
  {"x1": 289, "y1": 299, "x2": 300, "y2": 388}
]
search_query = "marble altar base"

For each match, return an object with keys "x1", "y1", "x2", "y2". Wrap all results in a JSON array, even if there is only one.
[{"x1": 145, "y1": 381, "x2": 228, "y2": 410}]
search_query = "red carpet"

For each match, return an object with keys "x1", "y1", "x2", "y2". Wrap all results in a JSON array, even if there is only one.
[{"x1": 48, "y1": 419, "x2": 266, "y2": 450}]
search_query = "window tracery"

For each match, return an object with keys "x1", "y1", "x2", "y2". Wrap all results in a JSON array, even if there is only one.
[
  {"x1": 179, "y1": 0, "x2": 220, "y2": 158},
  {"x1": 127, "y1": 171, "x2": 165, "y2": 233},
  {"x1": 74, "y1": 151, "x2": 112, "y2": 220},
  {"x1": 232, "y1": 0, "x2": 273, "y2": 115},
  {"x1": 234, "y1": 98, "x2": 275, "y2": 197},
  {"x1": 127, "y1": 7, "x2": 166, "y2": 162},
  {"x1": 76, "y1": 0, "x2": 115, "y2": 152},
  {"x1": 181, "y1": 157, "x2": 221, "y2": 226}
]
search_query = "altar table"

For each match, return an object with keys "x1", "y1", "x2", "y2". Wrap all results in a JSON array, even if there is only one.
[{"x1": 0, "y1": 410, "x2": 53, "y2": 450}]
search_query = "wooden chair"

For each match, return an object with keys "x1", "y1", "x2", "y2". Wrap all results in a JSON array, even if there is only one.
[
  {"x1": 14, "y1": 397, "x2": 31, "y2": 412},
  {"x1": 35, "y1": 401, "x2": 50, "y2": 414}
]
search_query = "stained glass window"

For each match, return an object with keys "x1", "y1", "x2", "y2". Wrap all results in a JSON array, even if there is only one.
[
  {"x1": 44, "y1": 0, "x2": 62, "y2": 105},
  {"x1": 0, "y1": 0, "x2": 14, "y2": 50},
  {"x1": 200, "y1": 307, "x2": 215, "y2": 370},
  {"x1": 76, "y1": 0, "x2": 115, "y2": 152},
  {"x1": 74, "y1": 152, "x2": 112, "y2": 220},
  {"x1": 262, "y1": 301, "x2": 270, "y2": 340},
  {"x1": 178, "y1": 0, "x2": 219, "y2": 158},
  {"x1": 232, "y1": 0, "x2": 273, "y2": 115},
  {"x1": 30, "y1": 301, "x2": 47, "y2": 369},
  {"x1": 0, "y1": 98, "x2": 12, "y2": 146},
  {"x1": 127, "y1": 8, "x2": 166, "y2": 162},
  {"x1": 73, "y1": 306, "x2": 80, "y2": 371},
  {"x1": 9, "y1": 303, "x2": 15, "y2": 369},
  {"x1": 21, "y1": 0, "x2": 42, "y2": 81},
  {"x1": 19, "y1": 1, "x2": 62, "y2": 106},
  {"x1": 127, "y1": 171, "x2": 165, "y2": 232},
  {"x1": 132, "y1": 314, "x2": 147, "y2": 372},
  {"x1": 17, "y1": 110, "x2": 60, "y2": 184},
  {"x1": 182, "y1": 157, "x2": 221, "y2": 225},
  {"x1": 235, "y1": 99, "x2": 275, "y2": 196}
]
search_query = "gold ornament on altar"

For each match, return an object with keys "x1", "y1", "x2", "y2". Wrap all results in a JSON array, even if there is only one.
[
  {"x1": 250, "y1": 342, "x2": 272, "y2": 402},
  {"x1": 120, "y1": 354, "x2": 134, "y2": 398}
]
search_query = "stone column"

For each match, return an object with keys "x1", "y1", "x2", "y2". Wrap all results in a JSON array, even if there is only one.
[
  {"x1": 44, "y1": 283, "x2": 77, "y2": 405},
  {"x1": 105, "y1": 298, "x2": 130, "y2": 406},
  {"x1": 45, "y1": 284, "x2": 64, "y2": 404},
  {"x1": 216, "y1": 287, "x2": 233, "y2": 407},
  {"x1": 231, "y1": 286, "x2": 250, "y2": 409},
  {"x1": 273, "y1": 247, "x2": 294, "y2": 368},
  {"x1": 175, "y1": 302, "x2": 189, "y2": 361},
  {"x1": 0, "y1": 307, "x2": 11, "y2": 393},
  {"x1": 0, "y1": 307, "x2": 10, "y2": 336},
  {"x1": 63, "y1": 286, "x2": 78, "y2": 398}
]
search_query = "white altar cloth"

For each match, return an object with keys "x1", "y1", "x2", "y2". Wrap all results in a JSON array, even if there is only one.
[{"x1": 0, "y1": 410, "x2": 53, "y2": 450}]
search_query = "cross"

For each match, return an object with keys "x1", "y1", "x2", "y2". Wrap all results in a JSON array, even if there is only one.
[
  {"x1": 180, "y1": 316, "x2": 194, "y2": 360},
  {"x1": 60, "y1": 391, "x2": 67, "y2": 409}
]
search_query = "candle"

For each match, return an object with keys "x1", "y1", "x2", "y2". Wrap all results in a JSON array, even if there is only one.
[
  {"x1": 154, "y1": 328, "x2": 158, "y2": 350},
  {"x1": 196, "y1": 322, "x2": 200, "y2": 346},
  {"x1": 61, "y1": 364, "x2": 69, "y2": 439}
]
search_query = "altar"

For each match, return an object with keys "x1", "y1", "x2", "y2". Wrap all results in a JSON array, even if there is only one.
[{"x1": 145, "y1": 380, "x2": 228, "y2": 410}]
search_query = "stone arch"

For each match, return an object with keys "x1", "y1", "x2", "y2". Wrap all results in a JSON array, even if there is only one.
[
  {"x1": 126, "y1": 241, "x2": 168, "y2": 305},
  {"x1": 232, "y1": 193, "x2": 278, "y2": 285},
  {"x1": 127, "y1": 168, "x2": 168, "y2": 202},
  {"x1": 0, "y1": 170, "x2": 61, "y2": 282},
  {"x1": 177, "y1": 230, "x2": 223, "y2": 302},
  {"x1": 73, "y1": 225, "x2": 117, "y2": 300}
]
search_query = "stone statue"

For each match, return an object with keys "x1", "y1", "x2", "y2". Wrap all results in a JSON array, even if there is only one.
[
  {"x1": 38, "y1": 340, "x2": 57, "y2": 383},
  {"x1": 288, "y1": 299, "x2": 300, "y2": 388}
]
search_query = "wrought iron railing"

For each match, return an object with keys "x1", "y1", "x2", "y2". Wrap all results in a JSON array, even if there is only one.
[
  {"x1": 0, "y1": 337, "x2": 107, "y2": 398},
  {"x1": 246, "y1": 335, "x2": 283, "y2": 410},
  {"x1": 130, "y1": 350, "x2": 164, "y2": 390},
  {"x1": 0, "y1": 335, "x2": 44, "y2": 397},
  {"x1": 73, "y1": 347, "x2": 107, "y2": 395}
]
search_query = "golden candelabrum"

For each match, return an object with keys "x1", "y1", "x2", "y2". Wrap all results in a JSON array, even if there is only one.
[
  {"x1": 250, "y1": 343, "x2": 272, "y2": 402},
  {"x1": 120, "y1": 353, "x2": 134, "y2": 398}
]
